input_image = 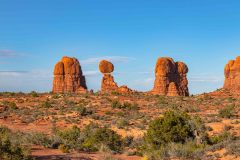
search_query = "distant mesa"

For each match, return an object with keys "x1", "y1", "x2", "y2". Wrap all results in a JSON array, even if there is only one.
[
  {"x1": 224, "y1": 56, "x2": 240, "y2": 92},
  {"x1": 53, "y1": 56, "x2": 87, "y2": 93},
  {"x1": 99, "y1": 60, "x2": 132, "y2": 94},
  {"x1": 151, "y1": 57, "x2": 189, "y2": 96}
]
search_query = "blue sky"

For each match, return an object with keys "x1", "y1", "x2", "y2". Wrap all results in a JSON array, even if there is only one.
[{"x1": 1, "y1": 0, "x2": 240, "y2": 94}]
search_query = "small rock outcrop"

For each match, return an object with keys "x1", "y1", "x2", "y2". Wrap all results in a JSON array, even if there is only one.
[
  {"x1": 53, "y1": 56, "x2": 87, "y2": 93},
  {"x1": 152, "y1": 57, "x2": 189, "y2": 96},
  {"x1": 99, "y1": 60, "x2": 132, "y2": 94},
  {"x1": 224, "y1": 56, "x2": 240, "y2": 91}
]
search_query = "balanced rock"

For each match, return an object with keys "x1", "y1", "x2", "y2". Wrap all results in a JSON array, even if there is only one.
[
  {"x1": 224, "y1": 56, "x2": 240, "y2": 91},
  {"x1": 99, "y1": 60, "x2": 118, "y2": 92},
  {"x1": 99, "y1": 60, "x2": 133, "y2": 94},
  {"x1": 152, "y1": 57, "x2": 189, "y2": 96},
  {"x1": 99, "y1": 60, "x2": 114, "y2": 74},
  {"x1": 53, "y1": 56, "x2": 87, "y2": 93}
]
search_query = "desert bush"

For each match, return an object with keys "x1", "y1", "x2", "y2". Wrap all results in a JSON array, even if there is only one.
[
  {"x1": 218, "y1": 105, "x2": 235, "y2": 118},
  {"x1": 141, "y1": 110, "x2": 208, "y2": 159},
  {"x1": 1, "y1": 101, "x2": 18, "y2": 110},
  {"x1": 52, "y1": 124, "x2": 123, "y2": 153},
  {"x1": 74, "y1": 106, "x2": 93, "y2": 116},
  {"x1": 0, "y1": 126, "x2": 31, "y2": 160},
  {"x1": 30, "y1": 91, "x2": 39, "y2": 97},
  {"x1": 81, "y1": 124, "x2": 123, "y2": 153},
  {"x1": 116, "y1": 119, "x2": 129, "y2": 129},
  {"x1": 41, "y1": 99, "x2": 52, "y2": 108},
  {"x1": 123, "y1": 136, "x2": 134, "y2": 147},
  {"x1": 24, "y1": 132, "x2": 53, "y2": 148},
  {"x1": 226, "y1": 139, "x2": 240, "y2": 156},
  {"x1": 59, "y1": 144, "x2": 70, "y2": 153},
  {"x1": 144, "y1": 111, "x2": 204, "y2": 149},
  {"x1": 111, "y1": 101, "x2": 139, "y2": 111},
  {"x1": 208, "y1": 131, "x2": 231, "y2": 145},
  {"x1": 111, "y1": 100, "x2": 122, "y2": 109},
  {"x1": 56, "y1": 125, "x2": 81, "y2": 149}
]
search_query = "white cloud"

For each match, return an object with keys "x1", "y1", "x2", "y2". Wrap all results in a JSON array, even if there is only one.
[
  {"x1": 0, "y1": 50, "x2": 25, "y2": 57},
  {"x1": 84, "y1": 70, "x2": 100, "y2": 76},
  {"x1": 188, "y1": 74, "x2": 224, "y2": 83},
  {"x1": 81, "y1": 56, "x2": 135, "y2": 65}
]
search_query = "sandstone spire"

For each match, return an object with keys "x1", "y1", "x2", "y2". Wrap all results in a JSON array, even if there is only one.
[
  {"x1": 53, "y1": 56, "x2": 87, "y2": 93},
  {"x1": 152, "y1": 57, "x2": 189, "y2": 96},
  {"x1": 224, "y1": 56, "x2": 240, "y2": 91}
]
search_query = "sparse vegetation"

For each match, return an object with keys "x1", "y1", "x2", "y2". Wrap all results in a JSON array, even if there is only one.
[
  {"x1": 218, "y1": 105, "x2": 235, "y2": 118},
  {"x1": 0, "y1": 92, "x2": 239, "y2": 159}
]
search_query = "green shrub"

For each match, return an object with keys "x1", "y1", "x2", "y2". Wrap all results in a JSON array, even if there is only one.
[
  {"x1": 41, "y1": 100, "x2": 52, "y2": 108},
  {"x1": 25, "y1": 132, "x2": 53, "y2": 148},
  {"x1": 116, "y1": 119, "x2": 129, "y2": 129},
  {"x1": 1, "y1": 101, "x2": 18, "y2": 110},
  {"x1": 30, "y1": 91, "x2": 39, "y2": 97},
  {"x1": 56, "y1": 125, "x2": 81, "y2": 149},
  {"x1": 144, "y1": 111, "x2": 207, "y2": 150},
  {"x1": 208, "y1": 132, "x2": 231, "y2": 145},
  {"x1": 218, "y1": 105, "x2": 235, "y2": 118},
  {"x1": 145, "y1": 111, "x2": 194, "y2": 149},
  {"x1": 226, "y1": 139, "x2": 240, "y2": 156},
  {"x1": 59, "y1": 144, "x2": 70, "y2": 153},
  {"x1": 111, "y1": 100, "x2": 122, "y2": 109},
  {"x1": 74, "y1": 106, "x2": 93, "y2": 116},
  {"x1": 81, "y1": 124, "x2": 123, "y2": 153},
  {"x1": 0, "y1": 126, "x2": 31, "y2": 160}
]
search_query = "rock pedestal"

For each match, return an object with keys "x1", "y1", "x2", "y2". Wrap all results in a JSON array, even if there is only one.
[{"x1": 99, "y1": 60, "x2": 133, "y2": 94}]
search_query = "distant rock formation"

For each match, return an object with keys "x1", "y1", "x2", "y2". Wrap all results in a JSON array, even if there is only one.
[
  {"x1": 224, "y1": 56, "x2": 240, "y2": 91},
  {"x1": 99, "y1": 60, "x2": 132, "y2": 94},
  {"x1": 152, "y1": 57, "x2": 189, "y2": 96},
  {"x1": 53, "y1": 56, "x2": 87, "y2": 93}
]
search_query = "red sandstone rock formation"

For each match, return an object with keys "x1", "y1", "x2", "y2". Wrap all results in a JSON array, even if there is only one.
[
  {"x1": 152, "y1": 57, "x2": 189, "y2": 96},
  {"x1": 99, "y1": 60, "x2": 118, "y2": 92},
  {"x1": 99, "y1": 60, "x2": 133, "y2": 94},
  {"x1": 224, "y1": 56, "x2": 240, "y2": 91},
  {"x1": 118, "y1": 85, "x2": 133, "y2": 94},
  {"x1": 53, "y1": 56, "x2": 87, "y2": 93}
]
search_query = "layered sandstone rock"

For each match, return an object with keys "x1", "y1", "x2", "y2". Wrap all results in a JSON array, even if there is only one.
[
  {"x1": 99, "y1": 60, "x2": 132, "y2": 94},
  {"x1": 224, "y1": 56, "x2": 240, "y2": 91},
  {"x1": 118, "y1": 85, "x2": 133, "y2": 94},
  {"x1": 152, "y1": 57, "x2": 189, "y2": 96},
  {"x1": 53, "y1": 56, "x2": 87, "y2": 93}
]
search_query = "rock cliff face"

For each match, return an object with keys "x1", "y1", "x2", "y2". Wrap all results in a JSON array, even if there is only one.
[
  {"x1": 224, "y1": 56, "x2": 240, "y2": 91},
  {"x1": 53, "y1": 56, "x2": 87, "y2": 93},
  {"x1": 99, "y1": 60, "x2": 132, "y2": 94},
  {"x1": 152, "y1": 57, "x2": 189, "y2": 96}
]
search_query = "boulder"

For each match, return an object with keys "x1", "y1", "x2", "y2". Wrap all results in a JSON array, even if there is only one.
[
  {"x1": 52, "y1": 56, "x2": 87, "y2": 93},
  {"x1": 99, "y1": 60, "x2": 114, "y2": 74}
]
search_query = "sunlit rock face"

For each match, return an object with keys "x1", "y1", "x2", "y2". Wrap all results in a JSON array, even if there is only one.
[
  {"x1": 224, "y1": 56, "x2": 240, "y2": 91},
  {"x1": 99, "y1": 60, "x2": 133, "y2": 94},
  {"x1": 152, "y1": 57, "x2": 189, "y2": 96},
  {"x1": 53, "y1": 56, "x2": 87, "y2": 93}
]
